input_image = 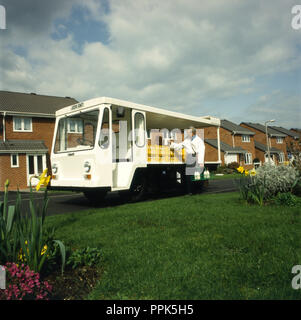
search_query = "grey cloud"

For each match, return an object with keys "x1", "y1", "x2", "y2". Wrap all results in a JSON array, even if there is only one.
[
  {"x1": 0, "y1": 0, "x2": 300, "y2": 128},
  {"x1": 1, "y1": 0, "x2": 75, "y2": 37}
]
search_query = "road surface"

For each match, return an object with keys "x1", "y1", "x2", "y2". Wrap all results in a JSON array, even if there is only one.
[{"x1": 0, "y1": 179, "x2": 238, "y2": 216}]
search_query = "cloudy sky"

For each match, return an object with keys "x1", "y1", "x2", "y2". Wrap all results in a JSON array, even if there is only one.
[{"x1": 0, "y1": 0, "x2": 300, "y2": 128}]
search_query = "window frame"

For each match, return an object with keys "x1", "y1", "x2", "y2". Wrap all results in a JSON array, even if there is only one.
[
  {"x1": 13, "y1": 117, "x2": 32, "y2": 132},
  {"x1": 134, "y1": 112, "x2": 145, "y2": 148},
  {"x1": 67, "y1": 118, "x2": 84, "y2": 134},
  {"x1": 279, "y1": 152, "x2": 285, "y2": 163},
  {"x1": 276, "y1": 137, "x2": 283, "y2": 144},
  {"x1": 98, "y1": 107, "x2": 110, "y2": 149},
  {"x1": 10, "y1": 154, "x2": 19, "y2": 168},
  {"x1": 53, "y1": 109, "x2": 100, "y2": 154},
  {"x1": 244, "y1": 152, "x2": 252, "y2": 165},
  {"x1": 242, "y1": 135, "x2": 250, "y2": 143}
]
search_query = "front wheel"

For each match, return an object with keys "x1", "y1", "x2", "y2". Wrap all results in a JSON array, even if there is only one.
[
  {"x1": 120, "y1": 173, "x2": 147, "y2": 203},
  {"x1": 130, "y1": 176, "x2": 147, "y2": 202}
]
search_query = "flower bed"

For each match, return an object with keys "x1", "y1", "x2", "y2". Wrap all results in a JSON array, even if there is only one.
[
  {"x1": 0, "y1": 263, "x2": 52, "y2": 300},
  {"x1": 0, "y1": 171, "x2": 103, "y2": 300},
  {"x1": 235, "y1": 163, "x2": 300, "y2": 206}
]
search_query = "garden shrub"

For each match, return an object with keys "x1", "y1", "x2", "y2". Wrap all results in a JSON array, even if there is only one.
[
  {"x1": 292, "y1": 180, "x2": 301, "y2": 197},
  {"x1": 272, "y1": 192, "x2": 299, "y2": 207},
  {"x1": 236, "y1": 164, "x2": 300, "y2": 205},
  {"x1": 255, "y1": 163, "x2": 300, "y2": 198},
  {"x1": 227, "y1": 162, "x2": 239, "y2": 170},
  {"x1": 67, "y1": 247, "x2": 101, "y2": 269},
  {"x1": 215, "y1": 165, "x2": 234, "y2": 174},
  {"x1": 0, "y1": 262, "x2": 52, "y2": 300},
  {"x1": 0, "y1": 177, "x2": 66, "y2": 276}
]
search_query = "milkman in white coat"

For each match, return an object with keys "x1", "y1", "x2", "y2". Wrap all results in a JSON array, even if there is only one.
[{"x1": 170, "y1": 126, "x2": 205, "y2": 194}]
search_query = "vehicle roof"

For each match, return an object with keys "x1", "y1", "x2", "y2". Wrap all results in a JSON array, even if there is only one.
[{"x1": 55, "y1": 97, "x2": 220, "y2": 129}]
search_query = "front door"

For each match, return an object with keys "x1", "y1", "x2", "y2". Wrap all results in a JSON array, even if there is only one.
[
  {"x1": 27, "y1": 154, "x2": 47, "y2": 186},
  {"x1": 224, "y1": 153, "x2": 237, "y2": 165},
  {"x1": 111, "y1": 108, "x2": 147, "y2": 190}
]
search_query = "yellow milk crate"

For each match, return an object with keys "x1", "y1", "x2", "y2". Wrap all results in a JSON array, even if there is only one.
[{"x1": 154, "y1": 145, "x2": 160, "y2": 162}]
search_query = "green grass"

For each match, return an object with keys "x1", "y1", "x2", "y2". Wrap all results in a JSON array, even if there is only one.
[
  {"x1": 45, "y1": 192, "x2": 301, "y2": 300},
  {"x1": 211, "y1": 173, "x2": 241, "y2": 180}
]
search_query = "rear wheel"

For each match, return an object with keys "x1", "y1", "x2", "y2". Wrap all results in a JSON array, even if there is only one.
[{"x1": 83, "y1": 189, "x2": 108, "y2": 204}]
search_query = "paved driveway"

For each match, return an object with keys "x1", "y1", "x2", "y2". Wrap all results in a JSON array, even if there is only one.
[{"x1": 0, "y1": 179, "x2": 238, "y2": 216}]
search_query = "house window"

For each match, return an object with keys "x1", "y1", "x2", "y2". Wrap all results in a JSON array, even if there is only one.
[
  {"x1": 244, "y1": 153, "x2": 252, "y2": 165},
  {"x1": 67, "y1": 118, "x2": 83, "y2": 133},
  {"x1": 276, "y1": 137, "x2": 283, "y2": 144},
  {"x1": 37, "y1": 155, "x2": 43, "y2": 174},
  {"x1": 279, "y1": 152, "x2": 285, "y2": 163},
  {"x1": 28, "y1": 155, "x2": 35, "y2": 175},
  {"x1": 242, "y1": 135, "x2": 250, "y2": 142},
  {"x1": 11, "y1": 154, "x2": 19, "y2": 168},
  {"x1": 13, "y1": 117, "x2": 32, "y2": 132}
]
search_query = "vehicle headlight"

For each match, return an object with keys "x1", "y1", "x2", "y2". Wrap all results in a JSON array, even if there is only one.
[
  {"x1": 84, "y1": 161, "x2": 91, "y2": 173},
  {"x1": 52, "y1": 164, "x2": 58, "y2": 174}
]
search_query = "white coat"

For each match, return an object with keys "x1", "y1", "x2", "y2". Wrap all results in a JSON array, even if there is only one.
[{"x1": 171, "y1": 134, "x2": 205, "y2": 165}]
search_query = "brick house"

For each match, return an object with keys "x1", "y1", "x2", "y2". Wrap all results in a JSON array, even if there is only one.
[
  {"x1": 270, "y1": 126, "x2": 301, "y2": 160},
  {"x1": 240, "y1": 122, "x2": 287, "y2": 165},
  {"x1": 291, "y1": 128, "x2": 301, "y2": 136},
  {"x1": 0, "y1": 91, "x2": 78, "y2": 191},
  {"x1": 204, "y1": 119, "x2": 256, "y2": 169}
]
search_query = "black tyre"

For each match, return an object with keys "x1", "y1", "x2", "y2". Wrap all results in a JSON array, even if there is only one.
[{"x1": 123, "y1": 172, "x2": 147, "y2": 202}]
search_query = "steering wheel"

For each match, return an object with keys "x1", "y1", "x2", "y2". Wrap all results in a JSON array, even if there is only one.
[{"x1": 77, "y1": 137, "x2": 93, "y2": 146}]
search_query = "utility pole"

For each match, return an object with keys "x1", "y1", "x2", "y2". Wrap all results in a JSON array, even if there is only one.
[{"x1": 265, "y1": 120, "x2": 275, "y2": 164}]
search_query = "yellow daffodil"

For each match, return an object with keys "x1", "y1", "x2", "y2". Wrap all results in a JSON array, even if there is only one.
[
  {"x1": 18, "y1": 241, "x2": 29, "y2": 262},
  {"x1": 35, "y1": 168, "x2": 52, "y2": 191},
  {"x1": 237, "y1": 166, "x2": 244, "y2": 174},
  {"x1": 244, "y1": 170, "x2": 249, "y2": 176},
  {"x1": 41, "y1": 244, "x2": 48, "y2": 256},
  {"x1": 250, "y1": 168, "x2": 256, "y2": 176}
]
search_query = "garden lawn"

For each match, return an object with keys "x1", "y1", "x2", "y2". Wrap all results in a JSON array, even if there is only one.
[
  {"x1": 45, "y1": 192, "x2": 301, "y2": 300},
  {"x1": 211, "y1": 173, "x2": 241, "y2": 180}
]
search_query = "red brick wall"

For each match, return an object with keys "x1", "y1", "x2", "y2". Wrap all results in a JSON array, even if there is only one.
[
  {"x1": 254, "y1": 149, "x2": 265, "y2": 164},
  {"x1": 234, "y1": 135, "x2": 255, "y2": 169},
  {"x1": 270, "y1": 137, "x2": 287, "y2": 160},
  {"x1": 205, "y1": 142, "x2": 223, "y2": 163},
  {"x1": 204, "y1": 126, "x2": 256, "y2": 168},
  {"x1": 204, "y1": 127, "x2": 233, "y2": 146},
  {"x1": 286, "y1": 136, "x2": 301, "y2": 154},
  {"x1": 240, "y1": 123, "x2": 287, "y2": 162},
  {"x1": 0, "y1": 154, "x2": 28, "y2": 190},
  {"x1": 4, "y1": 116, "x2": 55, "y2": 151},
  {"x1": 240, "y1": 124, "x2": 266, "y2": 144}
]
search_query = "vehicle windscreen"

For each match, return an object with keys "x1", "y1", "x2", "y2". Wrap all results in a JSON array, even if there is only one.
[{"x1": 54, "y1": 109, "x2": 99, "y2": 153}]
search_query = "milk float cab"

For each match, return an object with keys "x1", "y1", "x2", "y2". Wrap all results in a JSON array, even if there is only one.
[{"x1": 50, "y1": 97, "x2": 220, "y2": 202}]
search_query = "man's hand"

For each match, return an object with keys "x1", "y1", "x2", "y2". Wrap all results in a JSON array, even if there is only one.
[{"x1": 169, "y1": 139, "x2": 175, "y2": 150}]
